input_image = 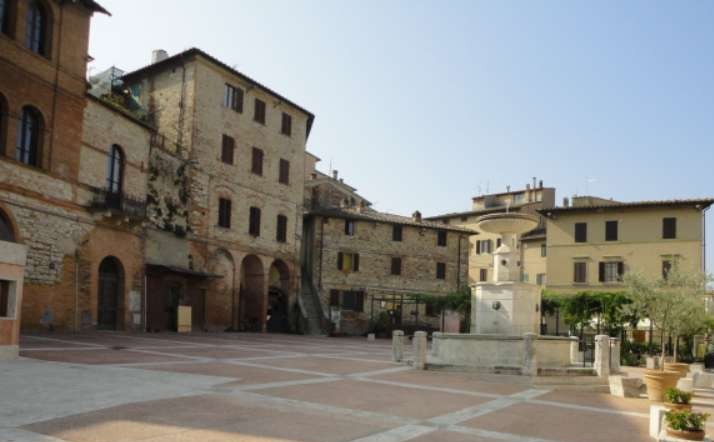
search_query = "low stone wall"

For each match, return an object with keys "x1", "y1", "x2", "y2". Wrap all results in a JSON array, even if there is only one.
[{"x1": 429, "y1": 332, "x2": 574, "y2": 374}]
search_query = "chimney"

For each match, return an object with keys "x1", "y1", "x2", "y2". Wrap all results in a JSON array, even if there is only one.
[
  {"x1": 412, "y1": 211, "x2": 422, "y2": 223},
  {"x1": 539, "y1": 180, "x2": 543, "y2": 189},
  {"x1": 563, "y1": 197, "x2": 570, "y2": 207},
  {"x1": 506, "y1": 185, "x2": 511, "y2": 192},
  {"x1": 152, "y1": 49, "x2": 169, "y2": 64},
  {"x1": 332, "y1": 170, "x2": 338, "y2": 180},
  {"x1": 532, "y1": 177, "x2": 537, "y2": 189}
]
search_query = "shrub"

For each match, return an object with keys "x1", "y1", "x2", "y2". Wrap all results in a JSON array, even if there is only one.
[
  {"x1": 664, "y1": 388, "x2": 692, "y2": 405},
  {"x1": 665, "y1": 410, "x2": 709, "y2": 432}
]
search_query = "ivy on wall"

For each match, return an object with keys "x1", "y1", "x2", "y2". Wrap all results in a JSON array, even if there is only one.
[{"x1": 147, "y1": 151, "x2": 191, "y2": 237}]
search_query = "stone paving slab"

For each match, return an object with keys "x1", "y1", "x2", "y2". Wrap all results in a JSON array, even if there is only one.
[
  {"x1": 370, "y1": 369, "x2": 531, "y2": 396},
  {"x1": 18, "y1": 349, "x2": 192, "y2": 365},
  {"x1": 138, "y1": 361, "x2": 319, "y2": 385},
  {"x1": 257, "y1": 355, "x2": 399, "y2": 375}
]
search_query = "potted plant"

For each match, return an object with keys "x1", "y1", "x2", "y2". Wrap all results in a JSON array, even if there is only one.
[
  {"x1": 664, "y1": 410, "x2": 709, "y2": 441},
  {"x1": 664, "y1": 388, "x2": 693, "y2": 411}
]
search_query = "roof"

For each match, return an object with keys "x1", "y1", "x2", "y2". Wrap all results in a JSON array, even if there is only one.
[
  {"x1": 308, "y1": 207, "x2": 477, "y2": 234},
  {"x1": 520, "y1": 227, "x2": 547, "y2": 241},
  {"x1": 121, "y1": 48, "x2": 315, "y2": 138},
  {"x1": 539, "y1": 198, "x2": 714, "y2": 216},
  {"x1": 81, "y1": 0, "x2": 110, "y2": 15},
  {"x1": 86, "y1": 93, "x2": 155, "y2": 131},
  {"x1": 425, "y1": 202, "x2": 540, "y2": 221},
  {"x1": 472, "y1": 187, "x2": 555, "y2": 201}
]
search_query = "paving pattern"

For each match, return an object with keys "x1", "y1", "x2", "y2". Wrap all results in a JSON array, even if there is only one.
[{"x1": 0, "y1": 332, "x2": 705, "y2": 442}]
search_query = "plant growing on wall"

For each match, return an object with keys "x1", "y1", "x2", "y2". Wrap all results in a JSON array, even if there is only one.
[{"x1": 146, "y1": 150, "x2": 191, "y2": 237}]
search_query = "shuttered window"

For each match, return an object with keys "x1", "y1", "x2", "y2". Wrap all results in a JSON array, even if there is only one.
[
  {"x1": 344, "y1": 219, "x2": 355, "y2": 236},
  {"x1": 599, "y1": 261, "x2": 624, "y2": 283},
  {"x1": 329, "y1": 289, "x2": 340, "y2": 307},
  {"x1": 540, "y1": 243, "x2": 547, "y2": 257},
  {"x1": 479, "y1": 268, "x2": 488, "y2": 282},
  {"x1": 573, "y1": 262, "x2": 587, "y2": 283},
  {"x1": 574, "y1": 223, "x2": 587, "y2": 243},
  {"x1": 224, "y1": 84, "x2": 243, "y2": 112},
  {"x1": 476, "y1": 240, "x2": 493, "y2": 255},
  {"x1": 278, "y1": 159, "x2": 290, "y2": 185},
  {"x1": 341, "y1": 291, "x2": 364, "y2": 312},
  {"x1": 281, "y1": 112, "x2": 292, "y2": 136},
  {"x1": 436, "y1": 262, "x2": 446, "y2": 280},
  {"x1": 663, "y1": 217, "x2": 677, "y2": 239},
  {"x1": 390, "y1": 257, "x2": 402, "y2": 276},
  {"x1": 218, "y1": 198, "x2": 231, "y2": 228},
  {"x1": 662, "y1": 260, "x2": 672, "y2": 280},
  {"x1": 276, "y1": 215, "x2": 287, "y2": 243},
  {"x1": 254, "y1": 98, "x2": 266, "y2": 124},
  {"x1": 437, "y1": 230, "x2": 447, "y2": 247},
  {"x1": 249, "y1": 206, "x2": 261, "y2": 237},
  {"x1": 337, "y1": 252, "x2": 359, "y2": 272},
  {"x1": 221, "y1": 134, "x2": 235, "y2": 164},
  {"x1": 605, "y1": 220, "x2": 618, "y2": 241},
  {"x1": 251, "y1": 147, "x2": 263, "y2": 175}
]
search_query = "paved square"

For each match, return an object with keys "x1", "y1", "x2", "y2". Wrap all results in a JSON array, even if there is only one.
[{"x1": 4, "y1": 332, "x2": 713, "y2": 442}]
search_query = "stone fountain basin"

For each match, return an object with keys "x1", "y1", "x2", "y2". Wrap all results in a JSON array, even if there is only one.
[{"x1": 475, "y1": 213, "x2": 539, "y2": 235}]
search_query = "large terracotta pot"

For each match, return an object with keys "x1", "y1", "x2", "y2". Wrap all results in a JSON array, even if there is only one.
[
  {"x1": 664, "y1": 362, "x2": 690, "y2": 379},
  {"x1": 666, "y1": 428, "x2": 705, "y2": 441},
  {"x1": 644, "y1": 369, "x2": 680, "y2": 401}
]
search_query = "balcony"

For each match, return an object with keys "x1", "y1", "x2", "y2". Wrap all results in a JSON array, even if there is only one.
[{"x1": 89, "y1": 187, "x2": 146, "y2": 220}]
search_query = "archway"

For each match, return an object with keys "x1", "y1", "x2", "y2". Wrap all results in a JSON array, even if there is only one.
[
  {"x1": 206, "y1": 249, "x2": 235, "y2": 330},
  {"x1": 239, "y1": 255, "x2": 264, "y2": 332},
  {"x1": 97, "y1": 257, "x2": 123, "y2": 330},
  {"x1": 267, "y1": 260, "x2": 290, "y2": 333},
  {"x1": 0, "y1": 207, "x2": 16, "y2": 242}
]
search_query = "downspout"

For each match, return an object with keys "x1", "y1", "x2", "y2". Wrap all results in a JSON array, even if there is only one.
[
  {"x1": 456, "y1": 234, "x2": 461, "y2": 288},
  {"x1": 47, "y1": 2, "x2": 65, "y2": 171},
  {"x1": 318, "y1": 217, "x2": 325, "y2": 290}
]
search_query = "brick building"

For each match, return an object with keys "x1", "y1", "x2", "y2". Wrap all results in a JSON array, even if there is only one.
[{"x1": 301, "y1": 164, "x2": 472, "y2": 335}]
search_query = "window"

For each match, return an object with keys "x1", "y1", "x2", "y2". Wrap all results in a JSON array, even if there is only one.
[
  {"x1": 573, "y1": 262, "x2": 587, "y2": 283},
  {"x1": 106, "y1": 145, "x2": 124, "y2": 194},
  {"x1": 0, "y1": 280, "x2": 9, "y2": 317},
  {"x1": 605, "y1": 220, "x2": 618, "y2": 241},
  {"x1": 437, "y1": 230, "x2": 447, "y2": 247},
  {"x1": 329, "y1": 289, "x2": 340, "y2": 307},
  {"x1": 16, "y1": 106, "x2": 42, "y2": 166},
  {"x1": 341, "y1": 291, "x2": 364, "y2": 312},
  {"x1": 251, "y1": 147, "x2": 263, "y2": 175},
  {"x1": 662, "y1": 260, "x2": 672, "y2": 280},
  {"x1": 0, "y1": 209, "x2": 15, "y2": 242},
  {"x1": 26, "y1": 0, "x2": 49, "y2": 56},
  {"x1": 574, "y1": 222, "x2": 587, "y2": 243},
  {"x1": 254, "y1": 98, "x2": 266, "y2": 124},
  {"x1": 223, "y1": 84, "x2": 243, "y2": 112},
  {"x1": 536, "y1": 273, "x2": 546, "y2": 286},
  {"x1": 663, "y1": 217, "x2": 677, "y2": 239},
  {"x1": 278, "y1": 158, "x2": 290, "y2": 184},
  {"x1": 281, "y1": 112, "x2": 292, "y2": 136},
  {"x1": 425, "y1": 301, "x2": 437, "y2": 317},
  {"x1": 276, "y1": 214, "x2": 287, "y2": 243},
  {"x1": 337, "y1": 252, "x2": 359, "y2": 272},
  {"x1": 218, "y1": 198, "x2": 231, "y2": 228},
  {"x1": 392, "y1": 225, "x2": 403, "y2": 242},
  {"x1": 390, "y1": 257, "x2": 402, "y2": 276},
  {"x1": 436, "y1": 262, "x2": 446, "y2": 280},
  {"x1": 540, "y1": 243, "x2": 547, "y2": 257},
  {"x1": 476, "y1": 239, "x2": 493, "y2": 255},
  {"x1": 479, "y1": 268, "x2": 488, "y2": 282},
  {"x1": 221, "y1": 134, "x2": 235, "y2": 164},
  {"x1": 599, "y1": 261, "x2": 624, "y2": 283},
  {"x1": 496, "y1": 238, "x2": 502, "y2": 248},
  {"x1": 0, "y1": 94, "x2": 6, "y2": 154},
  {"x1": 249, "y1": 206, "x2": 261, "y2": 237},
  {"x1": 344, "y1": 219, "x2": 355, "y2": 236}
]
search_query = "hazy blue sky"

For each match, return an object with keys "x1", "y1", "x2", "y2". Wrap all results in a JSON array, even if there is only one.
[{"x1": 88, "y1": 0, "x2": 714, "y2": 272}]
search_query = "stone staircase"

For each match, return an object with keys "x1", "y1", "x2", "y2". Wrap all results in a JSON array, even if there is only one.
[{"x1": 298, "y1": 269, "x2": 329, "y2": 335}]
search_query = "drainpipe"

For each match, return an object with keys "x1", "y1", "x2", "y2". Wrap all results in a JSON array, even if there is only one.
[
  {"x1": 318, "y1": 217, "x2": 325, "y2": 290},
  {"x1": 47, "y1": 2, "x2": 65, "y2": 171},
  {"x1": 456, "y1": 234, "x2": 461, "y2": 289}
]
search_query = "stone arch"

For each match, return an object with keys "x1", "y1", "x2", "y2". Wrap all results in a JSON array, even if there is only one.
[
  {"x1": 97, "y1": 256, "x2": 124, "y2": 330},
  {"x1": 25, "y1": 0, "x2": 53, "y2": 58},
  {"x1": 267, "y1": 259, "x2": 290, "y2": 333},
  {"x1": 0, "y1": 203, "x2": 19, "y2": 243},
  {"x1": 239, "y1": 254, "x2": 264, "y2": 331},
  {"x1": 206, "y1": 248, "x2": 236, "y2": 330}
]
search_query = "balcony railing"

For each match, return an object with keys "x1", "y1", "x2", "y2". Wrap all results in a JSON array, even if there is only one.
[{"x1": 89, "y1": 187, "x2": 146, "y2": 219}]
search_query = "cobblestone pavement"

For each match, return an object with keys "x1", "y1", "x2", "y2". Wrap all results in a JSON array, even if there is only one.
[{"x1": 1, "y1": 332, "x2": 710, "y2": 442}]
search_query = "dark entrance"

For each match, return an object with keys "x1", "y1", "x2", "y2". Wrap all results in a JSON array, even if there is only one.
[
  {"x1": 165, "y1": 284, "x2": 182, "y2": 331},
  {"x1": 267, "y1": 288, "x2": 289, "y2": 333},
  {"x1": 98, "y1": 257, "x2": 123, "y2": 330}
]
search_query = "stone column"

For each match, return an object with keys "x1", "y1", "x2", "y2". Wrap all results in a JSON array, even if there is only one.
[
  {"x1": 569, "y1": 337, "x2": 582, "y2": 365},
  {"x1": 609, "y1": 337, "x2": 621, "y2": 374},
  {"x1": 392, "y1": 330, "x2": 404, "y2": 362},
  {"x1": 522, "y1": 333, "x2": 538, "y2": 376},
  {"x1": 413, "y1": 331, "x2": 427, "y2": 370},
  {"x1": 594, "y1": 335, "x2": 610, "y2": 378}
]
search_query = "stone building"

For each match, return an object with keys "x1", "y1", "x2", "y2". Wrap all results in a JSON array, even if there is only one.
[
  {"x1": 120, "y1": 48, "x2": 315, "y2": 333},
  {"x1": 302, "y1": 165, "x2": 472, "y2": 335}
]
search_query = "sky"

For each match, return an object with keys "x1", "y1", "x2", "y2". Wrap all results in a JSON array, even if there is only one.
[{"x1": 87, "y1": 0, "x2": 714, "y2": 273}]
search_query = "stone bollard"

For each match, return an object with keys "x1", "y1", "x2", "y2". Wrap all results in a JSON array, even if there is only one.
[
  {"x1": 522, "y1": 333, "x2": 538, "y2": 376},
  {"x1": 367, "y1": 333, "x2": 375, "y2": 342},
  {"x1": 392, "y1": 330, "x2": 404, "y2": 362},
  {"x1": 650, "y1": 404, "x2": 667, "y2": 439},
  {"x1": 569, "y1": 337, "x2": 582, "y2": 365},
  {"x1": 594, "y1": 335, "x2": 610, "y2": 378},
  {"x1": 413, "y1": 331, "x2": 427, "y2": 370},
  {"x1": 609, "y1": 337, "x2": 621, "y2": 374},
  {"x1": 431, "y1": 332, "x2": 441, "y2": 356}
]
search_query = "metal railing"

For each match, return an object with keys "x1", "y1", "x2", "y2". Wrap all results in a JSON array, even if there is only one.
[{"x1": 89, "y1": 187, "x2": 147, "y2": 219}]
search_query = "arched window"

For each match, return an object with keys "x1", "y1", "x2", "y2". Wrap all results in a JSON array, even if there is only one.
[
  {"x1": 26, "y1": 0, "x2": 49, "y2": 56},
  {"x1": 16, "y1": 106, "x2": 42, "y2": 167},
  {"x1": 0, "y1": 208, "x2": 15, "y2": 242},
  {"x1": 106, "y1": 145, "x2": 124, "y2": 194}
]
